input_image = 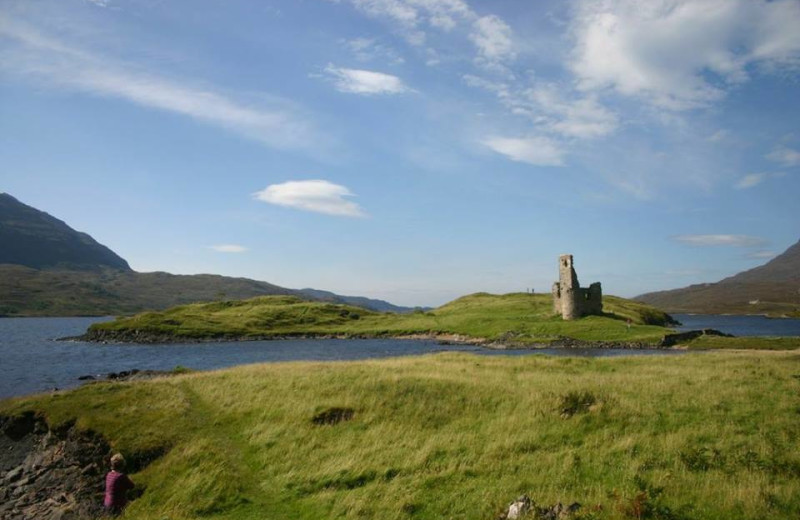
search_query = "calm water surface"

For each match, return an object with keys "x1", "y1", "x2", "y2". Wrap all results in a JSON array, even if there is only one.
[
  {"x1": 0, "y1": 317, "x2": 685, "y2": 399},
  {"x1": 673, "y1": 314, "x2": 800, "y2": 337}
]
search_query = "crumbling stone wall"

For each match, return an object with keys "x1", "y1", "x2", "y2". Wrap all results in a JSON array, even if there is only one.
[{"x1": 551, "y1": 255, "x2": 602, "y2": 320}]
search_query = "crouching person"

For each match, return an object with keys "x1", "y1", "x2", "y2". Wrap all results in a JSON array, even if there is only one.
[{"x1": 104, "y1": 453, "x2": 134, "y2": 516}]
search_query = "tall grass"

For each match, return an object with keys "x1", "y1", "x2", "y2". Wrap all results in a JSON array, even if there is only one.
[{"x1": 3, "y1": 350, "x2": 799, "y2": 519}]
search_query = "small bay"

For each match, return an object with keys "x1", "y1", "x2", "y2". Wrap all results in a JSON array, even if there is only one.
[{"x1": 673, "y1": 313, "x2": 800, "y2": 337}]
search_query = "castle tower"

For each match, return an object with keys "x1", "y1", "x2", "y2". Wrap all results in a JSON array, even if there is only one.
[
  {"x1": 552, "y1": 254, "x2": 580, "y2": 319},
  {"x1": 551, "y1": 254, "x2": 602, "y2": 320}
]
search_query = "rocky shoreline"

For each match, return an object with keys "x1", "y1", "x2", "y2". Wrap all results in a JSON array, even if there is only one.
[
  {"x1": 1, "y1": 413, "x2": 113, "y2": 520},
  {"x1": 72, "y1": 328, "x2": 731, "y2": 349}
]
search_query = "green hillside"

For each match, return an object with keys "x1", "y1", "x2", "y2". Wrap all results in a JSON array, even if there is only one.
[
  {"x1": 85, "y1": 292, "x2": 676, "y2": 345},
  {"x1": 0, "y1": 193, "x2": 130, "y2": 270},
  {"x1": 636, "y1": 239, "x2": 800, "y2": 317},
  {"x1": 3, "y1": 350, "x2": 799, "y2": 519},
  {"x1": 0, "y1": 265, "x2": 294, "y2": 317}
]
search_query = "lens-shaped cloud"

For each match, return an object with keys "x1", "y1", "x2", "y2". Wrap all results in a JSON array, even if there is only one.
[{"x1": 253, "y1": 180, "x2": 367, "y2": 217}]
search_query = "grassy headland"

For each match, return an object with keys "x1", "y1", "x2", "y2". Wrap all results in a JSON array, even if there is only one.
[
  {"x1": 683, "y1": 335, "x2": 800, "y2": 350},
  {"x1": 2, "y1": 350, "x2": 800, "y2": 519},
  {"x1": 84, "y1": 292, "x2": 677, "y2": 346}
]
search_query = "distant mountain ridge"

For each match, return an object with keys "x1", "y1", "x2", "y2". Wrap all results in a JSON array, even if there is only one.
[
  {"x1": 636, "y1": 239, "x2": 800, "y2": 316},
  {"x1": 0, "y1": 193, "x2": 130, "y2": 270},
  {"x1": 297, "y1": 288, "x2": 426, "y2": 314},
  {"x1": 0, "y1": 193, "x2": 416, "y2": 316}
]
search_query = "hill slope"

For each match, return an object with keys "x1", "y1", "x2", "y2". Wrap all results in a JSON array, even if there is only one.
[
  {"x1": 0, "y1": 193, "x2": 130, "y2": 270},
  {"x1": 636, "y1": 239, "x2": 800, "y2": 316},
  {"x1": 0, "y1": 265, "x2": 295, "y2": 316},
  {"x1": 0, "y1": 194, "x2": 415, "y2": 316},
  {"x1": 297, "y1": 288, "x2": 422, "y2": 314}
]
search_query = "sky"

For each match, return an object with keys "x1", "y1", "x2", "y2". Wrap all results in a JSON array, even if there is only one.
[{"x1": 1, "y1": 0, "x2": 798, "y2": 307}]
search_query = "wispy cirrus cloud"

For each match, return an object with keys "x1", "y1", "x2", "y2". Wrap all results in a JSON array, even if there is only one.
[
  {"x1": 210, "y1": 245, "x2": 248, "y2": 253},
  {"x1": 735, "y1": 173, "x2": 768, "y2": 189},
  {"x1": 253, "y1": 180, "x2": 367, "y2": 217},
  {"x1": 343, "y1": 37, "x2": 404, "y2": 64},
  {"x1": 470, "y1": 15, "x2": 515, "y2": 67},
  {"x1": 336, "y1": 0, "x2": 517, "y2": 69},
  {"x1": 342, "y1": 0, "x2": 473, "y2": 44},
  {"x1": 482, "y1": 136, "x2": 565, "y2": 167},
  {"x1": 0, "y1": 17, "x2": 317, "y2": 151},
  {"x1": 322, "y1": 65, "x2": 412, "y2": 95},
  {"x1": 766, "y1": 146, "x2": 800, "y2": 167},
  {"x1": 746, "y1": 250, "x2": 777, "y2": 260},
  {"x1": 672, "y1": 234, "x2": 768, "y2": 247}
]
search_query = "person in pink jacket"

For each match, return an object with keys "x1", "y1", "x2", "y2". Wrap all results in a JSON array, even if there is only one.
[{"x1": 104, "y1": 453, "x2": 134, "y2": 516}]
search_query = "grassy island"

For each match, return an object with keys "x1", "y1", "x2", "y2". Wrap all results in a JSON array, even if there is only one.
[
  {"x1": 3, "y1": 350, "x2": 800, "y2": 519},
  {"x1": 85, "y1": 292, "x2": 679, "y2": 346}
]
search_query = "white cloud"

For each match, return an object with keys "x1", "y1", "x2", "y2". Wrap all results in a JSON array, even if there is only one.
[
  {"x1": 672, "y1": 234, "x2": 768, "y2": 247},
  {"x1": 345, "y1": 0, "x2": 473, "y2": 44},
  {"x1": 323, "y1": 65, "x2": 411, "y2": 95},
  {"x1": 343, "y1": 37, "x2": 404, "y2": 63},
  {"x1": 464, "y1": 77, "x2": 618, "y2": 139},
  {"x1": 0, "y1": 20, "x2": 314, "y2": 150},
  {"x1": 526, "y1": 85, "x2": 618, "y2": 139},
  {"x1": 747, "y1": 250, "x2": 776, "y2": 259},
  {"x1": 570, "y1": 0, "x2": 800, "y2": 110},
  {"x1": 85, "y1": 0, "x2": 110, "y2": 6},
  {"x1": 253, "y1": 180, "x2": 367, "y2": 217},
  {"x1": 210, "y1": 245, "x2": 248, "y2": 253},
  {"x1": 735, "y1": 173, "x2": 767, "y2": 189},
  {"x1": 339, "y1": 0, "x2": 518, "y2": 69},
  {"x1": 766, "y1": 146, "x2": 800, "y2": 167},
  {"x1": 482, "y1": 136, "x2": 565, "y2": 166},
  {"x1": 470, "y1": 15, "x2": 515, "y2": 64}
]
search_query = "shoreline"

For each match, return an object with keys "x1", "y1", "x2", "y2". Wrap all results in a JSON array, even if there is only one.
[{"x1": 68, "y1": 329, "x2": 695, "y2": 350}]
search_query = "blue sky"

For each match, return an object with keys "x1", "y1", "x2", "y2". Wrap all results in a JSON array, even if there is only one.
[{"x1": 1, "y1": 0, "x2": 798, "y2": 307}]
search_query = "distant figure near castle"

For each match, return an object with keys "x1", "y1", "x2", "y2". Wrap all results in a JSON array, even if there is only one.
[{"x1": 552, "y1": 254, "x2": 602, "y2": 320}]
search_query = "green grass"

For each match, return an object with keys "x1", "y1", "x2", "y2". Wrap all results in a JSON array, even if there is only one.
[
  {"x1": 686, "y1": 335, "x2": 800, "y2": 350},
  {"x1": 88, "y1": 292, "x2": 676, "y2": 345},
  {"x1": 3, "y1": 350, "x2": 800, "y2": 519}
]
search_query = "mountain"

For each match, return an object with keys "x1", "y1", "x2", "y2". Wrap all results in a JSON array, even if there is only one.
[
  {"x1": 0, "y1": 193, "x2": 131, "y2": 270},
  {"x1": 636, "y1": 239, "x2": 800, "y2": 316},
  {"x1": 297, "y1": 288, "x2": 424, "y2": 314},
  {"x1": 0, "y1": 265, "x2": 298, "y2": 316},
  {"x1": 0, "y1": 194, "x2": 416, "y2": 316}
]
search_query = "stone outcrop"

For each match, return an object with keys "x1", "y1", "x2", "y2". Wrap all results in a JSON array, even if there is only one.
[
  {"x1": 498, "y1": 495, "x2": 582, "y2": 520},
  {"x1": 659, "y1": 328, "x2": 733, "y2": 347},
  {"x1": 1, "y1": 413, "x2": 111, "y2": 520},
  {"x1": 552, "y1": 255, "x2": 602, "y2": 320}
]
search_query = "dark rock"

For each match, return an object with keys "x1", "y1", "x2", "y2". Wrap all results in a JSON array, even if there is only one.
[
  {"x1": 0, "y1": 413, "x2": 146, "y2": 519},
  {"x1": 311, "y1": 407, "x2": 355, "y2": 426},
  {"x1": 499, "y1": 497, "x2": 581, "y2": 520},
  {"x1": 4, "y1": 465, "x2": 24, "y2": 484},
  {"x1": 660, "y1": 328, "x2": 733, "y2": 347},
  {"x1": 77, "y1": 375, "x2": 95, "y2": 381}
]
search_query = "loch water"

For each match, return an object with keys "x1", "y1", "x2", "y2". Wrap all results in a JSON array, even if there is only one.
[
  {"x1": 0, "y1": 317, "x2": 687, "y2": 399},
  {"x1": 673, "y1": 313, "x2": 800, "y2": 337}
]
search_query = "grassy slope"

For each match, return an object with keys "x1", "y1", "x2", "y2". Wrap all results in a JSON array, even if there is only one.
[
  {"x1": 685, "y1": 335, "x2": 800, "y2": 350},
  {"x1": 88, "y1": 293, "x2": 676, "y2": 345},
  {"x1": 2, "y1": 351, "x2": 799, "y2": 519}
]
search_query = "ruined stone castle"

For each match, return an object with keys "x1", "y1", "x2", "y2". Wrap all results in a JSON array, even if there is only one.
[{"x1": 551, "y1": 254, "x2": 602, "y2": 320}]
